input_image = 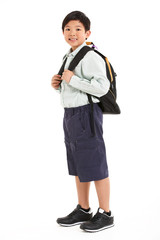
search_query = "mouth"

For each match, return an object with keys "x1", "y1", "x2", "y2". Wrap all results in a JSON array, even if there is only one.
[{"x1": 69, "y1": 38, "x2": 77, "y2": 42}]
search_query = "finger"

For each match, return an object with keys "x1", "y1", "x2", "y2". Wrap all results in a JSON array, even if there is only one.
[
  {"x1": 55, "y1": 78, "x2": 61, "y2": 82},
  {"x1": 55, "y1": 78, "x2": 62, "y2": 81},
  {"x1": 52, "y1": 75, "x2": 61, "y2": 80},
  {"x1": 52, "y1": 82, "x2": 60, "y2": 87},
  {"x1": 54, "y1": 74, "x2": 62, "y2": 77},
  {"x1": 52, "y1": 78, "x2": 62, "y2": 82}
]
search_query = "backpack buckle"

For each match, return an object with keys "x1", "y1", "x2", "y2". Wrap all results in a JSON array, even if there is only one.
[{"x1": 86, "y1": 42, "x2": 98, "y2": 50}]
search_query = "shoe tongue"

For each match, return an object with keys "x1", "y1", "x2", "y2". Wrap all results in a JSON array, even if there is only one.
[
  {"x1": 77, "y1": 204, "x2": 81, "y2": 210},
  {"x1": 98, "y1": 208, "x2": 104, "y2": 214}
]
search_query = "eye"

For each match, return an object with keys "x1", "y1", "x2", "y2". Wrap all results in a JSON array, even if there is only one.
[
  {"x1": 65, "y1": 28, "x2": 70, "y2": 31},
  {"x1": 76, "y1": 28, "x2": 81, "y2": 31}
]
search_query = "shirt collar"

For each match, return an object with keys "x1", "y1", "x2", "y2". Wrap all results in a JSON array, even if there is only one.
[{"x1": 66, "y1": 42, "x2": 87, "y2": 57}]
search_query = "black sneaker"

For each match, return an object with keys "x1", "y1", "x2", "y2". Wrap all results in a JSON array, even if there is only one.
[
  {"x1": 56, "y1": 204, "x2": 93, "y2": 227},
  {"x1": 80, "y1": 208, "x2": 114, "y2": 232}
]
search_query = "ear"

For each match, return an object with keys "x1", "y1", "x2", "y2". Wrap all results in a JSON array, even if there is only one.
[{"x1": 86, "y1": 30, "x2": 91, "y2": 39}]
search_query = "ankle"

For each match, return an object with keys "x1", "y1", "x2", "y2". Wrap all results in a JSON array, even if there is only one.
[
  {"x1": 99, "y1": 206, "x2": 110, "y2": 213},
  {"x1": 79, "y1": 203, "x2": 90, "y2": 210}
]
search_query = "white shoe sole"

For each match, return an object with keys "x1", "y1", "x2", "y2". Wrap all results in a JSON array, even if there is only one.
[
  {"x1": 81, "y1": 223, "x2": 115, "y2": 232},
  {"x1": 58, "y1": 221, "x2": 85, "y2": 227}
]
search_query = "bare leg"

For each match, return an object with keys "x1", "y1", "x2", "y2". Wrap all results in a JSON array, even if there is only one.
[
  {"x1": 94, "y1": 177, "x2": 110, "y2": 212},
  {"x1": 75, "y1": 176, "x2": 91, "y2": 209}
]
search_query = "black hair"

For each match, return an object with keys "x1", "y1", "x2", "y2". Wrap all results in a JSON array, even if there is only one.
[{"x1": 62, "y1": 11, "x2": 91, "y2": 32}]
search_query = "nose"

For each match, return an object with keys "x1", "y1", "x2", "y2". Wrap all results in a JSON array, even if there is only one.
[{"x1": 70, "y1": 30, "x2": 76, "y2": 36}]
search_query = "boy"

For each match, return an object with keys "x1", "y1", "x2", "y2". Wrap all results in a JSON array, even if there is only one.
[{"x1": 51, "y1": 11, "x2": 114, "y2": 232}]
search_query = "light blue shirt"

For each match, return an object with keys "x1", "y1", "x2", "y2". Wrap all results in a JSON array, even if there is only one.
[{"x1": 56, "y1": 42, "x2": 110, "y2": 108}]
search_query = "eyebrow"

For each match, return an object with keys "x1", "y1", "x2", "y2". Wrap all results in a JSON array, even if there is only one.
[{"x1": 65, "y1": 25, "x2": 82, "y2": 28}]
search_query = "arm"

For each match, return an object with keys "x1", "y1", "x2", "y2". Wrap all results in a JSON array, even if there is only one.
[{"x1": 68, "y1": 51, "x2": 110, "y2": 97}]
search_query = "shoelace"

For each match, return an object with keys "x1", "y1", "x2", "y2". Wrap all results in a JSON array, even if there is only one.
[
  {"x1": 90, "y1": 212, "x2": 102, "y2": 222},
  {"x1": 68, "y1": 207, "x2": 79, "y2": 217}
]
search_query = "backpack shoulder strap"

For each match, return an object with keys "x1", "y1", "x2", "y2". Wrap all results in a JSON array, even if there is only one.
[
  {"x1": 58, "y1": 57, "x2": 67, "y2": 76},
  {"x1": 68, "y1": 46, "x2": 93, "y2": 71},
  {"x1": 94, "y1": 49, "x2": 116, "y2": 82},
  {"x1": 57, "y1": 46, "x2": 92, "y2": 75}
]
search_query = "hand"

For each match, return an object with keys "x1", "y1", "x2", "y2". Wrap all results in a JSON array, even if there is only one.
[
  {"x1": 62, "y1": 69, "x2": 74, "y2": 84},
  {"x1": 51, "y1": 74, "x2": 62, "y2": 89}
]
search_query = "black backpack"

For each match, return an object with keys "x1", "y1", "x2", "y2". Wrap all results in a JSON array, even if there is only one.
[{"x1": 58, "y1": 42, "x2": 121, "y2": 136}]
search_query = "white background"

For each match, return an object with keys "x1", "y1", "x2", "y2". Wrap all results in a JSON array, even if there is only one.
[{"x1": 0, "y1": 0, "x2": 160, "y2": 239}]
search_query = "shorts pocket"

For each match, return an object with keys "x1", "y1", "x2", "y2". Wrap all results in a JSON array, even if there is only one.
[
  {"x1": 76, "y1": 137, "x2": 98, "y2": 151},
  {"x1": 75, "y1": 138, "x2": 102, "y2": 168},
  {"x1": 66, "y1": 112, "x2": 85, "y2": 140}
]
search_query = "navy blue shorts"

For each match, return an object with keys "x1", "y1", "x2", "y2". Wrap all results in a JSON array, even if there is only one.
[{"x1": 63, "y1": 103, "x2": 109, "y2": 182}]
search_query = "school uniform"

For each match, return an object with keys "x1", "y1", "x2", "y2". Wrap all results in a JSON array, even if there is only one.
[{"x1": 56, "y1": 42, "x2": 110, "y2": 182}]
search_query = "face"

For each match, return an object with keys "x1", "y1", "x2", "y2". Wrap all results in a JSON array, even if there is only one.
[{"x1": 63, "y1": 20, "x2": 91, "y2": 51}]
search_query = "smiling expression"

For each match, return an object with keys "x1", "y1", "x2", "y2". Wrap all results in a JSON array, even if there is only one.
[{"x1": 63, "y1": 20, "x2": 91, "y2": 51}]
